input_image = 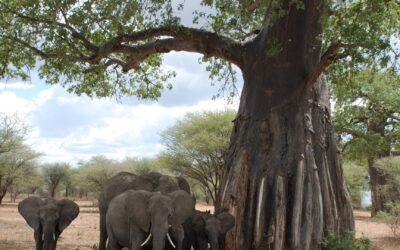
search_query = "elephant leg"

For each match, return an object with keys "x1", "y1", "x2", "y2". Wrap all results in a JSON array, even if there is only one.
[
  {"x1": 99, "y1": 212, "x2": 108, "y2": 250},
  {"x1": 34, "y1": 228, "x2": 43, "y2": 250},
  {"x1": 181, "y1": 236, "x2": 191, "y2": 250},
  {"x1": 129, "y1": 225, "x2": 145, "y2": 250}
]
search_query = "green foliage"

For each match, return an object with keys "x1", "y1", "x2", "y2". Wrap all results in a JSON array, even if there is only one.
[
  {"x1": 0, "y1": 113, "x2": 39, "y2": 203},
  {"x1": 342, "y1": 161, "x2": 369, "y2": 208},
  {"x1": 74, "y1": 156, "x2": 119, "y2": 195},
  {"x1": 378, "y1": 202, "x2": 400, "y2": 237},
  {"x1": 70, "y1": 155, "x2": 165, "y2": 197},
  {"x1": 159, "y1": 110, "x2": 236, "y2": 204},
  {"x1": 322, "y1": 231, "x2": 371, "y2": 250},
  {"x1": 324, "y1": 1, "x2": 400, "y2": 79},
  {"x1": 332, "y1": 69, "x2": 400, "y2": 161},
  {"x1": 375, "y1": 157, "x2": 400, "y2": 202},
  {"x1": 1, "y1": 1, "x2": 397, "y2": 101},
  {"x1": 0, "y1": 0, "x2": 178, "y2": 99},
  {"x1": 375, "y1": 157, "x2": 400, "y2": 236},
  {"x1": 41, "y1": 162, "x2": 70, "y2": 197}
]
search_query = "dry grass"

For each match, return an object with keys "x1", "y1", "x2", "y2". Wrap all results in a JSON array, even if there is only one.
[
  {"x1": 1, "y1": 199, "x2": 399, "y2": 249},
  {"x1": 0, "y1": 200, "x2": 99, "y2": 250}
]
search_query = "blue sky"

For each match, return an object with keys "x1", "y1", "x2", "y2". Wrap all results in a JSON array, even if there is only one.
[{"x1": 0, "y1": 52, "x2": 242, "y2": 166}]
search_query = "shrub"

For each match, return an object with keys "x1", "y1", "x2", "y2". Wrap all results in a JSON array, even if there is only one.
[
  {"x1": 342, "y1": 161, "x2": 369, "y2": 208},
  {"x1": 378, "y1": 202, "x2": 400, "y2": 237},
  {"x1": 322, "y1": 231, "x2": 371, "y2": 250}
]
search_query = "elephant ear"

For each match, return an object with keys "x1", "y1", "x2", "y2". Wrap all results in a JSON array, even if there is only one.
[
  {"x1": 168, "y1": 190, "x2": 195, "y2": 227},
  {"x1": 126, "y1": 191, "x2": 151, "y2": 232},
  {"x1": 18, "y1": 196, "x2": 42, "y2": 230},
  {"x1": 216, "y1": 212, "x2": 235, "y2": 235},
  {"x1": 56, "y1": 199, "x2": 80, "y2": 232}
]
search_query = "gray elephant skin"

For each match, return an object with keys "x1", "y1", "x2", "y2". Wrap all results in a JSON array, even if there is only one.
[
  {"x1": 106, "y1": 189, "x2": 194, "y2": 250},
  {"x1": 18, "y1": 196, "x2": 79, "y2": 250},
  {"x1": 182, "y1": 210, "x2": 235, "y2": 250},
  {"x1": 98, "y1": 171, "x2": 191, "y2": 250}
]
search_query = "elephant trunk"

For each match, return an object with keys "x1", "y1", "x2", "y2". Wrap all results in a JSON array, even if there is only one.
[
  {"x1": 151, "y1": 219, "x2": 169, "y2": 250},
  {"x1": 43, "y1": 223, "x2": 57, "y2": 250},
  {"x1": 207, "y1": 229, "x2": 219, "y2": 250}
]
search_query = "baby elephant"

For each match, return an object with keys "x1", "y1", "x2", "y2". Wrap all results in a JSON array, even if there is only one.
[
  {"x1": 182, "y1": 210, "x2": 235, "y2": 250},
  {"x1": 106, "y1": 190, "x2": 194, "y2": 250},
  {"x1": 18, "y1": 196, "x2": 79, "y2": 250}
]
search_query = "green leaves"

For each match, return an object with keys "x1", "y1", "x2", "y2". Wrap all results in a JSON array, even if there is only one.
[
  {"x1": 332, "y1": 69, "x2": 400, "y2": 161},
  {"x1": 342, "y1": 161, "x2": 369, "y2": 208},
  {"x1": 0, "y1": 0, "x2": 179, "y2": 99},
  {"x1": 0, "y1": 0, "x2": 399, "y2": 101},
  {"x1": 160, "y1": 110, "x2": 236, "y2": 204},
  {"x1": 323, "y1": 1, "x2": 400, "y2": 80}
]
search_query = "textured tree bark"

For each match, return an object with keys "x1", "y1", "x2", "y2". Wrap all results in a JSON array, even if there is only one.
[
  {"x1": 368, "y1": 159, "x2": 387, "y2": 217},
  {"x1": 215, "y1": 1, "x2": 354, "y2": 249},
  {"x1": 216, "y1": 74, "x2": 354, "y2": 250}
]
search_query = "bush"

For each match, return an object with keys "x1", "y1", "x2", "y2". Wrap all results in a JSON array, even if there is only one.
[
  {"x1": 378, "y1": 202, "x2": 400, "y2": 237},
  {"x1": 342, "y1": 161, "x2": 369, "y2": 208},
  {"x1": 322, "y1": 231, "x2": 371, "y2": 250}
]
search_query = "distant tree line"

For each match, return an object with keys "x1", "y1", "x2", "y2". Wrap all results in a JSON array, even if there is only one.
[{"x1": 0, "y1": 110, "x2": 235, "y2": 205}]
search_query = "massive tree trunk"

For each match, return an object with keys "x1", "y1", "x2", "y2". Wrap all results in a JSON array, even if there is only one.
[{"x1": 216, "y1": 1, "x2": 354, "y2": 249}]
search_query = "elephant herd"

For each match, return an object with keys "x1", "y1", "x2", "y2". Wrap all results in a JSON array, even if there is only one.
[{"x1": 18, "y1": 171, "x2": 235, "y2": 250}]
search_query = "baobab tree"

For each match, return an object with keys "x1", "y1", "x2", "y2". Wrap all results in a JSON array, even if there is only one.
[{"x1": 0, "y1": 1, "x2": 399, "y2": 249}]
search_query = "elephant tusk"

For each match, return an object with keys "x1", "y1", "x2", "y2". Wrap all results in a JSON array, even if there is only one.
[
  {"x1": 167, "y1": 233, "x2": 176, "y2": 248},
  {"x1": 140, "y1": 233, "x2": 152, "y2": 246}
]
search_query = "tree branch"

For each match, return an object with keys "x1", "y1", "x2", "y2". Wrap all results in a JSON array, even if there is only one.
[
  {"x1": 96, "y1": 25, "x2": 243, "y2": 68},
  {"x1": 5, "y1": 36, "x2": 58, "y2": 59},
  {"x1": 307, "y1": 43, "x2": 347, "y2": 86}
]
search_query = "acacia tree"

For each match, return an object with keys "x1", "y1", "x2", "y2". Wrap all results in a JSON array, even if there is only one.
[
  {"x1": 0, "y1": 114, "x2": 39, "y2": 204},
  {"x1": 333, "y1": 70, "x2": 400, "y2": 216},
  {"x1": 75, "y1": 155, "x2": 119, "y2": 194},
  {"x1": 0, "y1": 144, "x2": 39, "y2": 203},
  {"x1": 42, "y1": 162, "x2": 70, "y2": 198},
  {"x1": 0, "y1": 1, "x2": 399, "y2": 249},
  {"x1": 160, "y1": 110, "x2": 235, "y2": 205}
]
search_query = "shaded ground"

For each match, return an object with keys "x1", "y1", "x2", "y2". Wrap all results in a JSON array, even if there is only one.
[{"x1": 0, "y1": 199, "x2": 398, "y2": 249}]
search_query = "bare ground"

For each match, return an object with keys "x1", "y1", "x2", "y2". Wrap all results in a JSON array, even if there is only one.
[
  {"x1": 354, "y1": 210, "x2": 400, "y2": 250},
  {"x1": 0, "y1": 200, "x2": 398, "y2": 249}
]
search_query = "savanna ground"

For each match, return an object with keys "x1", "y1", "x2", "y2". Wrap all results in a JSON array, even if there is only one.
[{"x1": 0, "y1": 198, "x2": 399, "y2": 250}]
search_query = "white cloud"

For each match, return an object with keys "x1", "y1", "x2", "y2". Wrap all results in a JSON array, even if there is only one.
[
  {"x1": 9, "y1": 84, "x2": 239, "y2": 166},
  {"x1": 1, "y1": 52, "x2": 241, "y2": 166},
  {"x1": 0, "y1": 82, "x2": 34, "y2": 89},
  {"x1": 0, "y1": 91, "x2": 33, "y2": 116}
]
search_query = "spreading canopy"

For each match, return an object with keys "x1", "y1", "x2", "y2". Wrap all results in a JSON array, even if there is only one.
[{"x1": 0, "y1": 1, "x2": 399, "y2": 98}]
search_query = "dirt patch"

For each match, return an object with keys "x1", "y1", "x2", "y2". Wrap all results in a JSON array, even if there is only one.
[
  {"x1": 354, "y1": 210, "x2": 400, "y2": 250},
  {"x1": 1, "y1": 200, "x2": 398, "y2": 250},
  {"x1": 0, "y1": 200, "x2": 99, "y2": 250}
]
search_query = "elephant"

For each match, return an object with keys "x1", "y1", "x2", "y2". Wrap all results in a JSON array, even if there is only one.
[
  {"x1": 106, "y1": 189, "x2": 195, "y2": 250},
  {"x1": 98, "y1": 171, "x2": 191, "y2": 250},
  {"x1": 182, "y1": 210, "x2": 235, "y2": 250},
  {"x1": 18, "y1": 196, "x2": 79, "y2": 250}
]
